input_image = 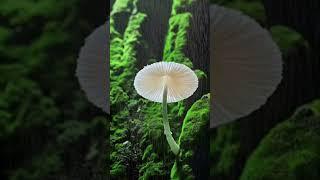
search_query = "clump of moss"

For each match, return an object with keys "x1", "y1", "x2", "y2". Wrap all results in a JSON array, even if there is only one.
[
  {"x1": 110, "y1": 0, "x2": 132, "y2": 15},
  {"x1": 0, "y1": 78, "x2": 59, "y2": 137},
  {"x1": 210, "y1": 123, "x2": 240, "y2": 177},
  {"x1": 270, "y1": 25, "x2": 308, "y2": 56},
  {"x1": 172, "y1": 0, "x2": 194, "y2": 15},
  {"x1": 110, "y1": 0, "x2": 147, "y2": 178},
  {"x1": 171, "y1": 94, "x2": 210, "y2": 179},
  {"x1": 9, "y1": 151, "x2": 62, "y2": 180},
  {"x1": 211, "y1": 0, "x2": 266, "y2": 23},
  {"x1": 240, "y1": 100, "x2": 320, "y2": 180},
  {"x1": 163, "y1": 0, "x2": 206, "y2": 75},
  {"x1": 139, "y1": 144, "x2": 166, "y2": 180},
  {"x1": 110, "y1": 2, "x2": 146, "y2": 90},
  {"x1": 163, "y1": 13, "x2": 193, "y2": 68}
]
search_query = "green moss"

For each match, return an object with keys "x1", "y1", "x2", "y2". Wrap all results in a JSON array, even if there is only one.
[
  {"x1": 211, "y1": 0, "x2": 266, "y2": 23},
  {"x1": 139, "y1": 160, "x2": 166, "y2": 180},
  {"x1": 194, "y1": 69, "x2": 207, "y2": 80},
  {"x1": 172, "y1": 0, "x2": 195, "y2": 15},
  {"x1": 142, "y1": 144, "x2": 153, "y2": 160},
  {"x1": 0, "y1": 27, "x2": 11, "y2": 43},
  {"x1": 9, "y1": 151, "x2": 62, "y2": 180},
  {"x1": 139, "y1": 141, "x2": 167, "y2": 180},
  {"x1": 110, "y1": 0, "x2": 147, "y2": 178},
  {"x1": 111, "y1": 0, "x2": 132, "y2": 15},
  {"x1": 171, "y1": 94, "x2": 210, "y2": 179},
  {"x1": 163, "y1": 13, "x2": 193, "y2": 68},
  {"x1": 0, "y1": 0, "x2": 75, "y2": 24},
  {"x1": 110, "y1": 9, "x2": 146, "y2": 90},
  {"x1": 0, "y1": 78, "x2": 59, "y2": 138},
  {"x1": 270, "y1": 25, "x2": 308, "y2": 55},
  {"x1": 0, "y1": 1, "x2": 108, "y2": 179},
  {"x1": 110, "y1": 160, "x2": 126, "y2": 177},
  {"x1": 240, "y1": 100, "x2": 320, "y2": 180},
  {"x1": 210, "y1": 123, "x2": 240, "y2": 177}
]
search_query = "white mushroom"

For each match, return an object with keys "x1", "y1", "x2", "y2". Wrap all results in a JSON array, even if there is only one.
[
  {"x1": 76, "y1": 23, "x2": 110, "y2": 113},
  {"x1": 210, "y1": 5, "x2": 282, "y2": 127},
  {"x1": 134, "y1": 61, "x2": 199, "y2": 155},
  {"x1": 134, "y1": 61, "x2": 199, "y2": 103}
]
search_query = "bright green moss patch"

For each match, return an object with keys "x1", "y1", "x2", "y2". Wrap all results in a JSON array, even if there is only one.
[
  {"x1": 240, "y1": 100, "x2": 320, "y2": 180},
  {"x1": 163, "y1": 13, "x2": 193, "y2": 68},
  {"x1": 178, "y1": 94, "x2": 210, "y2": 145},
  {"x1": 110, "y1": 9, "x2": 146, "y2": 90},
  {"x1": 111, "y1": 0, "x2": 132, "y2": 15},
  {"x1": 172, "y1": 0, "x2": 195, "y2": 15},
  {"x1": 194, "y1": 69, "x2": 207, "y2": 79},
  {"x1": 110, "y1": 0, "x2": 147, "y2": 178},
  {"x1": 271, "y1": 25, "x2": 308, "y2": 55},
  {"x1": 171, "y1": 94, "x2": 210, "y2": 179}
]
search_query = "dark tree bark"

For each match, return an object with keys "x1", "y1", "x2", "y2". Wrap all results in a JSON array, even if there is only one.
[
  {"x1": 184, "y1": 1, "x2": 211, "y2": 179},
  {"x1": 263, "y1": 0, "x2": 320, "y2": 50}
]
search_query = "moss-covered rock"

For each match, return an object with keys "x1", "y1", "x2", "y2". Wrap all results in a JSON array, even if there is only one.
[
  {"x1": 241, "y1": 100, "x2": 320, "y2": 180},
  {"x1": 171, "y1": 94, "x2": 210, "y2": 179}
]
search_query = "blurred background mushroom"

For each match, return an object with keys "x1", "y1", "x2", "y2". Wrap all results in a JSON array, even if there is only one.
[
  {"x1": 210, "y1": 5, "x2": 283, "y2": 127},
  {"x1": 76, "y1": 23, "x2": 110, "y2": 114}
]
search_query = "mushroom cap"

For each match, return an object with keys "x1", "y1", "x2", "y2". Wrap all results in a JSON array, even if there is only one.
[
  {"x1": 76, "y1": 23, "x2": 110, "y2": 113},
  {"x1": 210, "y1": 5, "x2": 283, "y2": 127},
  {"x1": 134, "y1": 62, "x2": 199, "y2": 103}
]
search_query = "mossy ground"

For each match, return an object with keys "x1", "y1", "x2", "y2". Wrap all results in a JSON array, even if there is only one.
[{"x1": 241, "y1": 100, "x2": 320, "y2": 180}]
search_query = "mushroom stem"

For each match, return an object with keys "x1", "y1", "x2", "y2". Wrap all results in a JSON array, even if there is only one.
[{"x1": 162, "y1": 85, "x2": 180, "y2": 155}]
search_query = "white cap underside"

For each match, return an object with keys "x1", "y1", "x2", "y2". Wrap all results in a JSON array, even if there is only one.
[
  {"x1": 210, "y1": 5, "x2": 282, "y2": 128},
  {"x1": 134, "y1": 62, "x2": 199, "y2": 103}
]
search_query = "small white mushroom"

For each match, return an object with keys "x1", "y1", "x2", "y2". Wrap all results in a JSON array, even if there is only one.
[
  {"x1": 134, "y1": 61, "x2": 199, "y2": 155},
  {"x1": 134, "y1": 61, "x2": 199, "y2": 103}
]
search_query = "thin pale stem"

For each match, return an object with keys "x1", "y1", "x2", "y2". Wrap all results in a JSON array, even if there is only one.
[{"x1": 162, "y1": 85, "x2": 180, "y2": 155}]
